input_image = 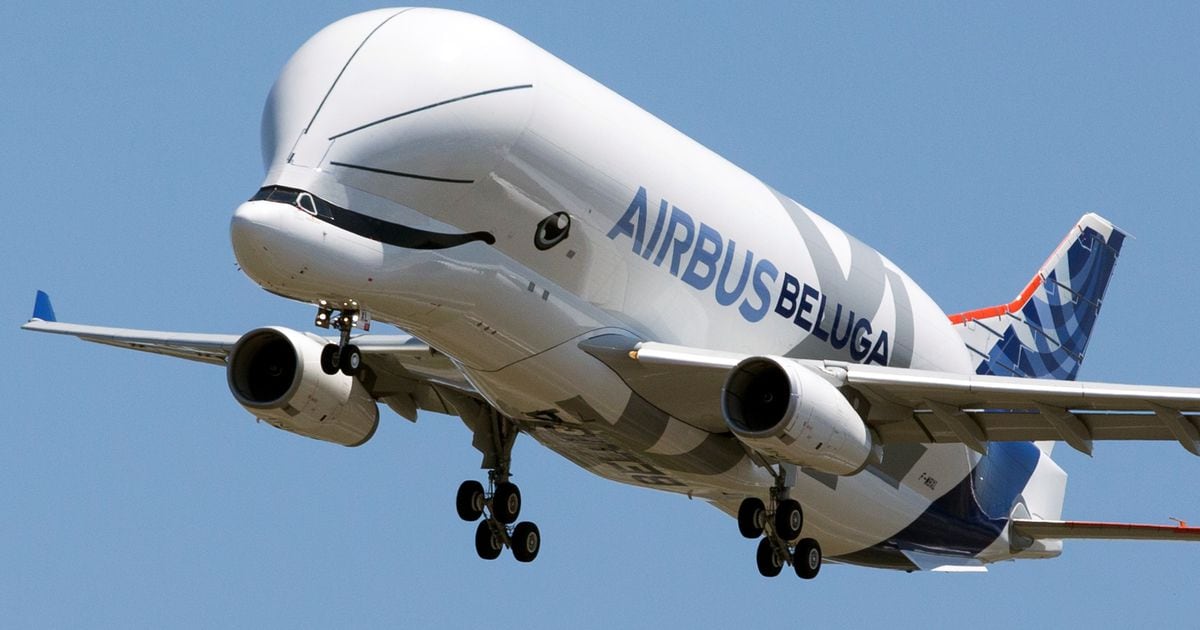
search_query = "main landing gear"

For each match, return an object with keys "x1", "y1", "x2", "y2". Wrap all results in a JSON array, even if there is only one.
[
  {"x1": 455, "y1": 471, "x2": 541, "y2": 563},
  {"x1": 445, "y1": 394, "x2": 541, "y2": 562},
  {"x1": 315, "y1": 300, "x2": 367, "y2": 376},
  {"x1": 738, "y1": 470, "x2": 822, "y2": 579}
]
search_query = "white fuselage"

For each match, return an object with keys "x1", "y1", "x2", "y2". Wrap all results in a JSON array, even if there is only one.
[{"x1": 230, "y1": 8, "x2": 1066, "y2": 566}]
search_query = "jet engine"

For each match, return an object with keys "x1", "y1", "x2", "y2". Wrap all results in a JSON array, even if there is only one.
[
  {"x1": 227, "y1": 327, "x2": 379, "y2": 446},
  {"x1": 722, "y1": 356, "x2": 872, "y2": 475}
]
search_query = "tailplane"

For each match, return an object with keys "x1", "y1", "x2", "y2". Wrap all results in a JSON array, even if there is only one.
[{"x1": 950, "y1": 213, "x2": 1126, "y2": 381}]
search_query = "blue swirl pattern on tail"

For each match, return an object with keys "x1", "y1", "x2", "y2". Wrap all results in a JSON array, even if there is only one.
[{"x1": 951, "y1": 214, "x2": 1126, "y2": 381}]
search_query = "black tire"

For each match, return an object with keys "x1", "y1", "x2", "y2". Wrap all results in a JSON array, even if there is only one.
[
  {"x1": 737, "y1": 497, "x2": 766, "y2": 539},
  {"x1": 474, "y1": 520, "x2": 502, "y2": 560},
  {"x1": 339, "y1": 344, "x2": 362, "y2": 375},
  {"x1": 492, "y1": 482, "x2": 521, "y2": 525},
  {"x1": 775, "y1": 499, "x2": 803, "y2": 541},
  {"x1": 456, "y1": 480, "x2": 485, "y2": 522},
  {"x1": 320, "y1": 344, "x2": 340, "y2": 375},
  {"x1": 794, "y1": 538, "x2": 822, "y2": 579},
  {"x1": 756, "y1": 537, "x2": 783, "y2": 577},
  {"x1": 511, "y1": 521, "x2": 541, "y2": 563}
]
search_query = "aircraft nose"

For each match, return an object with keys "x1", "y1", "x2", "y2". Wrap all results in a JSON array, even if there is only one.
[
  {"x1": 231, "y1": 199, "x2": 279, "y2": 228},
  {"x1": 230, "y1": 200, "x2": 289, "y2": 274},
  {"x1": 230, "y1": 200, "x2": 280, "y2": 244}
]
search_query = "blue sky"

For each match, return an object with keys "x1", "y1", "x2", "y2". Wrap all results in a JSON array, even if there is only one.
[{"x1": 4, "y1": 2, "x2": 1198, "y2": 627}]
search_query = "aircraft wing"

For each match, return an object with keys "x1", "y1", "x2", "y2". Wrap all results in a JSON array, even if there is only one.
[
  {"x1": 21, "y1": 292, "x2": 471, "y2": 418},
  {"x1": 581, "y1": 335, "x2": 1200, "y2": 456},
  {"x1": 22, "y1": 318, "x2": 240, "y2": 366}
]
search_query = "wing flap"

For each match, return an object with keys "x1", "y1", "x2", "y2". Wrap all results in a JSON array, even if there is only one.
[
  {"x1": 875, "y1": 411, "x2": 1199, "y2": 444},
  {"x1": 832, "y1": 361, "x2": 1200, "y2": 455},
  {"x1": 836, "y1": 361, "x2": 1200, "y2": 411}
]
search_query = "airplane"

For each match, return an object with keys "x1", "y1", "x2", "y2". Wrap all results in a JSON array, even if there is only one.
[{"x1": 22, "y1": 7, "x2": 1200, "y2": 579}]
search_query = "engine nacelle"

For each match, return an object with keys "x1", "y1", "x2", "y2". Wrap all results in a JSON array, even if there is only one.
[
  {"x1": 227, "y1": 327, "x2": 379, "y2": 446},
  {"x1": 722, "y1": 356, "x2": 873, "y2": 476}
]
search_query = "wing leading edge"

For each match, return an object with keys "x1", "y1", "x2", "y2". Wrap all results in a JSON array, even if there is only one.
[{"x1": 21, "y1": 292, "x2": 473, "y2": 412}]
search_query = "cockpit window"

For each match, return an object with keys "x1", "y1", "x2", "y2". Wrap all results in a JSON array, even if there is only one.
[
  {"x1": 296, "y1": 192, "x2": 317, "y2": 215},
  {"x1": 249, "y1": 186, "x2": 333, "y2": 219}
]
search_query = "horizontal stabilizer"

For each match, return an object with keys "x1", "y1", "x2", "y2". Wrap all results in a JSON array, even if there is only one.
[{"x1": 1012, "y1": 519, "x2": 1200, "y2": 542}]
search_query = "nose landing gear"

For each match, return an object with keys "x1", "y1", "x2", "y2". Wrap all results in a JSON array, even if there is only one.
[
  {"x1": 738, "y1": 467, "x2": 823, "y2": 580},
  {"x1": 315, "y1": 300, "x2": 368, "y2": 376}
]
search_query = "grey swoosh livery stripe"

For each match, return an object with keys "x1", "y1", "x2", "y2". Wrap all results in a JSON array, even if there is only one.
[
  {"x1": 559, "y1": 395, "x2": 666, "y2": 453},
  {"x1": 883, "y1": 267, "x2": 916, "y2": 368},
  {"x1": 769, "y1": 188, "x2": 914, "y2": 367},
  {"x1": 557, "y1": 395, "x2": 744, "y2": 477},
  {"x1": 869, "y1": 443, "x2": 928, "y2": 489}
]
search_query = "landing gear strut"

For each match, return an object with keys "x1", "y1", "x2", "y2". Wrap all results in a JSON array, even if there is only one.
[
  {"x1": 738, "y1": 466, "x2": 822, "y2": 580},
  {"x1": 315, "y1": 300, "x2": 367, "y2": 376},
  {"x1": 447, "y1": 393, "x2": 541, "y2": 563}
]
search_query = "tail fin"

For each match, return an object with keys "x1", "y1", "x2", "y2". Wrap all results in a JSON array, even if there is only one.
[{"x1": 950, "y1": 213, "x2": 1126, "y2": 381}]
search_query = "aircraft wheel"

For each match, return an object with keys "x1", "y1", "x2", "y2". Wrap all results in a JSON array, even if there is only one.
[
  {"x1": 456, "y1": 480, "x2": 485, "y2": 522},
  {"x1": 339, "y1": 344, "x2": 362, "y2": 375},
  {"x1": 775, "y1": 499, "x2": 803, "y2": 541},
  {"x1": 737, "y1": 497, "x2": 766, "y2": 539},
  {"x1": 320, "y1": 344, "x2": 340, "y2": 375},
  {"x1": 756, "y1": 537, "x2": 783, "y2": 577},
  {"x1": 492, "y1": 482, "x2": 521, "y2": 525},
  {"x1": 511, "y1": 521, "x2": 541, "y2": 563},
  {"x1": 474, "y1": 521, "x2": 502, "y2": 560},
  {"x1": 794, "y1": 538, "x2": 821, "y2": 579}
]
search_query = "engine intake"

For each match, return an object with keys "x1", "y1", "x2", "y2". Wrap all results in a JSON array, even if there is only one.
[
  {"x1": 722, "y1": 356, "x2": 872, "y2": 475},
  {"x1": 227, "y1": 327, "x2": 379, "y2": 446}
]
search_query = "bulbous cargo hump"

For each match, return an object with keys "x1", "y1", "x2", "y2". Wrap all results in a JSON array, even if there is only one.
[{"x1": 261, "y1": 8, "x2": 537, "y2": 188}]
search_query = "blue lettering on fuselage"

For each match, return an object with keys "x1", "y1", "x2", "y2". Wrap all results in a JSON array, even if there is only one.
[{"x1": 606, "y1": 186, "x2": 890, "y2": 365}]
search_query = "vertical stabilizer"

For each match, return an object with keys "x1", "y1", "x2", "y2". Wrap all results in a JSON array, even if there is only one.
[{"x1": 950, "y1": 214, "x2": 1125, "y2": 381}]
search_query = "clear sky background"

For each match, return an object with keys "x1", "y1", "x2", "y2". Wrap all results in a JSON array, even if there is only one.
[{"x1": 4, "y1": 2, "x2": 1198, "y2": 628}]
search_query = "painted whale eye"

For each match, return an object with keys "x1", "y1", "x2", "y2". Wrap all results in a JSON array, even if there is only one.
[{"x1": 534, "y1": 212, "x2": 571, "y2": 250}]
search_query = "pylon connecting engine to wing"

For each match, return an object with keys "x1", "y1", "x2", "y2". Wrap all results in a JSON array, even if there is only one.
[
  {"x1": 722, "y1": 356, "x2": 873, "y2": 476},
  {"x1": 227, "y1": 327, "x2": 379, "y2": 446}
]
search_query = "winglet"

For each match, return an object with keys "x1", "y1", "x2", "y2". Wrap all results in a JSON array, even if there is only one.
[{"x1": 31, "y1": 291, "x2": 57, "y2": 322}]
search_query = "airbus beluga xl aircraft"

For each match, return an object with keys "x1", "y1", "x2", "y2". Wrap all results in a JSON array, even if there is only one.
[{"x1": 24, "y1": 8, "x2": 1200, "y2": 578}]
